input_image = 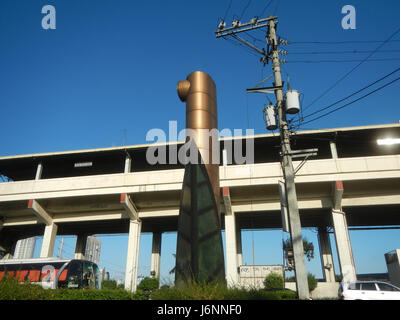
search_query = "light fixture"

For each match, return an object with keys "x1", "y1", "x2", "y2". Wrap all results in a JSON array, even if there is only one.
[
  {"x1": 377, "y1": 138, "x2": 400, "y2": 146},
  {"x1": 74, "y1": 161, "x2": 93, "y2": 168}
]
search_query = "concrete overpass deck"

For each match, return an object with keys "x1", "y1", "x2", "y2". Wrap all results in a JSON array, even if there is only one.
[{"x1": 0, "y1": 123, "x2": 399, "y2": 290}]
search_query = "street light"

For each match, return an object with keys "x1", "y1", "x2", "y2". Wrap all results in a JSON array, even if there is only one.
[{"x1": 377, "y1": 138, "x2": 400, "y2": 146}]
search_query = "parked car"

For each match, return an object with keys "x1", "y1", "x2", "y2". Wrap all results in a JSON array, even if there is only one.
[{"x1": 339, "y1": 281, "x2": 400, "y2": 300}]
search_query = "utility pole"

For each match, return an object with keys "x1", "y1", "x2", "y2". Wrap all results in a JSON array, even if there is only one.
[
  {"x1": 58, "y1": 237, "x2": 64, "y2": 258},
  {"x1": 215, "y1": 15, "x2": 310, "y2": 299},
  {"x1": 266, "y1": 19, "x2": 310, "y2": 300}
]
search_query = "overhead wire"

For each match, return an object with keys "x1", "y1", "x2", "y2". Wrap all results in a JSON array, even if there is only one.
[
  {"x1": 291, "y1": 66, "x2": 400, "y2": 127},
  {"x1": 223, "y1": 0, "x2": 233, "y2": 21},
  {"x1": 259, "y1": 0, "x2": 275, "y2": 17},
  {"x1": 295, "y1": 75, "x2": 400, "y2": 128},
  {"x1": 288, "y1": 49, "x2": 400, "y2": 55},
  {"x1": 289, "y1": 39, "x2": 400, "y2": 45},
  {"x1": 239, "y1": 0, "x2": 252, "y2": 20},
  {"x1": 272, "y1": 0, "x2": 281, "y2": 15},
  {"x1": 285, "y1": 58, "x2": 400, "y2": 64},
  {"x1": 302, "y1": 25, "x2": 400, "y2": 112}
]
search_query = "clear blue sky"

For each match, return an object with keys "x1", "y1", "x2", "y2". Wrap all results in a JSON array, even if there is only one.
[{"x1": 2, "y1": 0, "x2": 400, "y2": 283}]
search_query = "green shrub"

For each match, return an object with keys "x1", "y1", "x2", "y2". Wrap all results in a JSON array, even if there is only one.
[
  {"x1": 137, "y1": 277, "x2": 159, "y2": 292},
  {"x1": 150, "y1": 281, "x2": 297, "y2": 300},
  {"x1": 264, "y1": 273, "x2": 284, "y2": 290},
  {"x1": 101, "y1": 280, "x2": 118, "y2": 290},
  {"x1": 307, "y1": 273, "x2": 318, "y2": 292},
  {"x1": 0, "y1": 277, "x2": 297, "y2": 300}
]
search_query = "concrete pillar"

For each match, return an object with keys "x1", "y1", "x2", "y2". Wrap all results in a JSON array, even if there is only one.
[
  {"x1": 329, "y1": 140, "x2": 356, "y2": 283},
  {"x1": 331, "y1": 210, "x2": 357, "y2": 283},
  {"x1": 236, "y1": 227, "x2": 243, "y2": 267},
  {"x1": 124, "y1": 155, "x2": 132, "y2": 173},
  {"x1": 317, "y1": 227, "x2": 336, "y2": 282},
  {"x1": 35, "y1": 163, "x2": 43, "y2": 180},
  {"x1": 74, "y1": 234, "x2": 88, "y2": 260},
  {"x1": 225, "y1": 211, "x2": 239, "y2": 287},
  {"x1": 150, "y1": 232, "x2": 162, "y2": 279},
  {"x1": 40, "y1": 223, "x2": 58, "y2": 258},
  {"x1": 125, "y1": 219, "x2": 141, "y2": 292}
]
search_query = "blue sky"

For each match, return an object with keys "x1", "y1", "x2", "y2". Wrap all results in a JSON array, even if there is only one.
[{"x1": 2, "y1": 0, "x2": 400, "y2": 283}]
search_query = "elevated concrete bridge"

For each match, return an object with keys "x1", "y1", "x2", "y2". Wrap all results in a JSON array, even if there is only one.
[{"x1": 0, "y1": 123, "x2": 399, "y2": 291}]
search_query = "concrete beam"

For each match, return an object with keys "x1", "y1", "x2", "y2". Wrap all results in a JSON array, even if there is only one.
[
  {"x1": 1, "y1": 155, "x2": 400, "y2": 202},
  {"x1": 27, "y1": 199, "x2": 53, "y2": 226},
  {"x1": 120, "y1": 193, "x2": 139, "y2": 220},
  {"x1": 150, "y1": 232, "x2": 161, "y2": 279},
  {"x1": 40, "y1": 222, "x2": 58, "y2": 258}
]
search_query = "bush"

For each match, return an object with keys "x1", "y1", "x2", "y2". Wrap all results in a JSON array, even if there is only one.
[
  {"x1": 264, "y1": 273, "x2": 284, "y2": 290},
  {"x1": 137, "y1": 277, "x2": 159, "y2": 292},
  {"x1": 0, "y1": 277, "x2": 298, "y2": 300},
  {"x1": 307, "y1": 273, "x2": 318, "y2": 292},
  {"x1": 150, "y1": 281, "x2": 297, "y2": 300},
  {"x1": 0, "y1": 277, "x2": 142, "y2": 300},
  {"x1": 101, "y1": 280, "x2": 118, "y2": 290}
]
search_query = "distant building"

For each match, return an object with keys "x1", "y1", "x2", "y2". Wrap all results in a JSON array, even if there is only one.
[
  {"x1": 14, "y1": 237, "x2": 36, "y2": 259},
  {"x1": 85, "y1": 235, "x2": 101, "y2": 265},
  {"x1": 99, "y1": 267, "x2": 110, "y2": 281}
]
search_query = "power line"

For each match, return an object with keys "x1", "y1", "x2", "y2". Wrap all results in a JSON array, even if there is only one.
[
  {"x1": 272, "y1": 0, "x2": 281, "y2": 15},
  {"x1": 302, "y1": 26, "x2": 400, "y2": 112},
  {"x1": 222, "y1": 35, "x2": 262, "y2": 58},
  {"x1": 289, "y1": 49, "x2": 400, "y2": 55},
  {"x1": 259, "y1": 0, "x2": 274, "y2": 17},
  {"x1": 223, "y1": 0, "x2": 233, "y2": 21},
  {"x1": 296, "y1": 76, "x2": 400, "y2": 127},
  {"x1": 289, "y1": 39, "x2": 400, "y2": 45},
  {"x1": 286, "y1": 58, "x2": 400, "y2": 64},
  {"x1": 239, "y1": 0, "x2": 252, "y2": 20},
  {"x1": 294, "y1": 67, "x2": 400, "y2": 123}
]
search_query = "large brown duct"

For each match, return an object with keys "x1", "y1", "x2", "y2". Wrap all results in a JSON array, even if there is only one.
[
  {"x1": 175, "y1": 71, "x2": 225, "y2": 285},
  {"x1": 177, "y1": 71, "x2": 220, "y2": 218}
]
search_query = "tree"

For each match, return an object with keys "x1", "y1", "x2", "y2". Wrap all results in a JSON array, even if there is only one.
[
  {"x1": 282, "y1": 238, "x2": 314, "y2": 261},
  {"x1": 264, "y1": 273, "x2": 284, "y2": 290},
  {"x1": 137, "y1": 277, "x2": 159, "y2": 292},
  {"x1": 169, "y1": 254, "x2": 176, "y2": 275}
]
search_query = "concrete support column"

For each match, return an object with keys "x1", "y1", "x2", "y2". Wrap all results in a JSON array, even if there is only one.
[
  {"x1": 236, "y1": 227, "x2": 243, "y2": 267},
  {"x1": 40, "y1": 223, "x2": 58, "y2": 258},
  {"x1": 332, "y1": 210, "x2": 357, "y2": 283},
  {"x1": 225, "y1": 211, "x2": 239, "y2": 287},
  {"x1": 318, "y1": 227, "x2": 336, "y2": 282},
  {"x1": 150, "y1": 232, "x2": 162, "y2": 279},
  {"x1": 74, "y1": 234, "x2": 88, "y2": 260},
  {"x1": 125, "y1": 219, "x2": 142, "y2": 292}
]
